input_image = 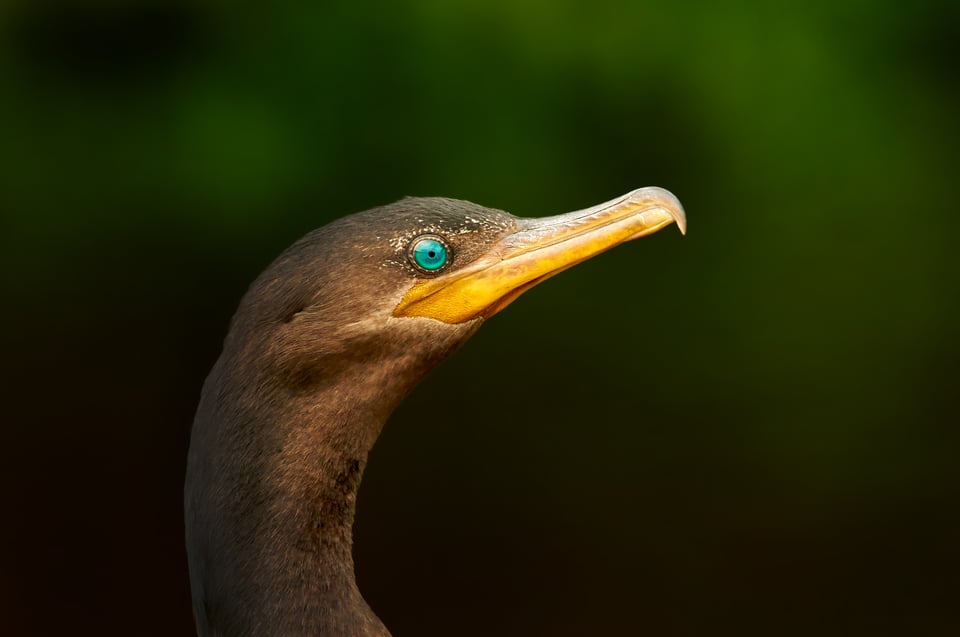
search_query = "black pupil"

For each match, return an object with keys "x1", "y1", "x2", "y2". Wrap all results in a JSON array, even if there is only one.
[{"x1": 428, "y1": 250, "x2": 436, "y2": 258}]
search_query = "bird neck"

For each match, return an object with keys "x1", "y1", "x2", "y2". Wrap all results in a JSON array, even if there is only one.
[
  {"x1": 259, "y1": 383, "x2": 392, "y2": 636},
  {"x1": 186, "y1": 311, "x2": 479, "y2": 636},
  {"x1": 187, "y1": 359, "x2": 414, "y2": 637}
]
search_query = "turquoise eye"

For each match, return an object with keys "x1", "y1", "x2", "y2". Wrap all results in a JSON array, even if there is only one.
[{"x1": 409, "y1": 236, "x2": 450, "y2": 272}]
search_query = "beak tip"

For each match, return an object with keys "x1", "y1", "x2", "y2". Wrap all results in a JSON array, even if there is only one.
[
  {"x1": 631, "y1": 186, "x2": 686, "y2": 236},
  {"x1": 672, "y1": 207, "x2": 687, "y2": 235}
]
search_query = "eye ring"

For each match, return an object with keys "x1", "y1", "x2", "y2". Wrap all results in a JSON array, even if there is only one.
[{"x1": 407, "y1": 234, "x2": 451, "y2": 274}]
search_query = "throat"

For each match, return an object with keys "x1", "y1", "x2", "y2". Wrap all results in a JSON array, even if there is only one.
[
  {"x1": 186, "y1": 373, "x2": 398, "y2": 637},
  {"x1": 186, "y1": 320, "x2": 475, "y2": 636},
  {"x1": 270, "y1": 415, "x2": 374, "y2": 591},
  {"x1": 260, "y1": 445, "x2": 387, "y2": 637}
]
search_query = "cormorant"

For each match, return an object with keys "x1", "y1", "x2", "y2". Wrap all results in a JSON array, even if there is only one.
[{"x1": 185, "y1": 188, "x2": 686, "y2": 636}]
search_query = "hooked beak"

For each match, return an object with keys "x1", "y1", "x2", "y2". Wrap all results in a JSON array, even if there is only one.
[{"x1": 392, "y1": 187, "x2": 686, "y2": 324}]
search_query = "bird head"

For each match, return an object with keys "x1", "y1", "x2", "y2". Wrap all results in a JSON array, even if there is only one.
[{"x1": 224, "y1": 188, "x2": 685, "y2": 397}]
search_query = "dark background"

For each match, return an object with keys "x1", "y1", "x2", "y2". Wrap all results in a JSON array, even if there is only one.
[{"x1": 3, "y1": 1, "x2": 958, "y2": 635}]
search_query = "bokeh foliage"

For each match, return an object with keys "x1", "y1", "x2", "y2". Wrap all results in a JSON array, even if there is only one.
[{"x1": 2, "y1": 1, "x2": 957, "y2": 635}]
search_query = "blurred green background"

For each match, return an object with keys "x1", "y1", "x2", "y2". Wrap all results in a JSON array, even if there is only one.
[{"x1": 2, "y1": 0, "x2": 958, "y2": 635}]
